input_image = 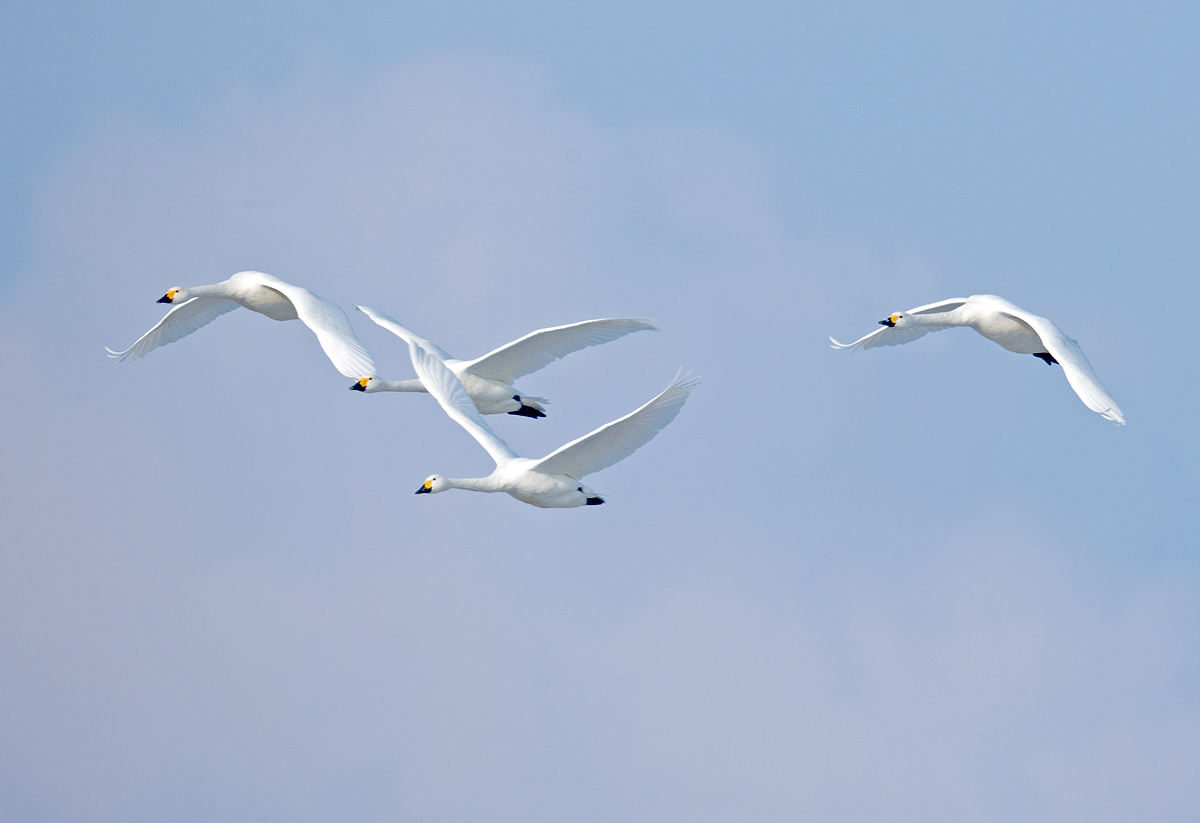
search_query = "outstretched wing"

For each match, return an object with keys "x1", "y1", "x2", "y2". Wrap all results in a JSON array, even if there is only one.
[
  {"x1": 829, "y1": 298, "x2": 967, "y2": 351},
  {"x1": 106, "y1": 297, "x2": 240, "y2": 362},
  {"x1": 531, "y1": 370, "x2": 699, "y2": 479},
  {"x1": 999, "y1": 308, "x2": 1125, "y2": 425},
  {"x1": 356, "y1": 305, "x2": 455, "y2": 361},
  {"x1": 407, "y1": 337, "x2": 518, "y2": 465},
  {"x1": 259, "y1": 277, "x2": 376, "y2": 378},
  {"x1": 829, "y1": 325, "x2": 943, "y2": 351},
  {"x1": 908, "y1": 298, "x2": 968, "y2": 316},
  {"x1": 460, "y1": 318, "x2": 658, "y2": 383}
]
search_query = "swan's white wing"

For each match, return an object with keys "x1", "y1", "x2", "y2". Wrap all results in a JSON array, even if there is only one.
[
  {"x1": 829, "y1": 298, "x2": 967, "y2": 351},
  {"x1": 407, "y1": 338, "x2": 518, "y2": 465},
  {"x1": 106, "y1": 297, "x2": 240, "y2": 362},
  {"x1": 999, "y1": 308, "x2": 1126, "y2": 425},
  {"x1": 532, "y1": 370, "x2": 698, "y2": 479},
  {"x1": 259, "y1": 279, "x2": 376, "y2": 378},
  {"x1": 908, "y1": 298, "x2": 969, "y2": 315},
  {"x1": 355, "y1": 306, "x2": 455, "y2": 361},
  {"x1": 460, "y1": 318, "x2": 658, "y2": 383},
  {"x1": 829, "y1": 325, "x2": 944, "y2": 351}
]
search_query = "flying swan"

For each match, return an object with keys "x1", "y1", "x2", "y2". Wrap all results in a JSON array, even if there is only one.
[
  {"x1": 352, "y1": 305, "x2": 657, "y2": 418},
  {"x1": 830, "y1": 294, "x2": 1124, "y2": 424},
  {"x1": 107, "y1": 271, "x2": 376, "y2": 379},
  {"x1": 403, "y1": 333, "x2": 698, "y2": 508}
]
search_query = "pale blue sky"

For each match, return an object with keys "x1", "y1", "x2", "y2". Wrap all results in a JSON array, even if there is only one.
[{"x1": 2, "y1": 2, "x2": 1198, "y2": 821}]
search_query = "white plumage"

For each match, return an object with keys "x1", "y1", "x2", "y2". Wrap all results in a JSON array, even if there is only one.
[
  {"x1": 831, "y1": 294, "x2": 1125, "y2": 424},
  {"x1": 407, "y1": 334, "x2": 698, "y2": 508},
  {"x1": 352, "y1": 306, "x2": 656, "y2": 418},
  {"x1": 107, "y1": 271, "x2": 376, "y2": 379}
]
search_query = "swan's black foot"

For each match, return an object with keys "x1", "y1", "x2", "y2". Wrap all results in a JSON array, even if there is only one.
[
  {"x1": 585, "y1": 497, "x2": 605, "y2": 506},
  {"x1": 508, "y1": 405, "x2": 546, "y2": 419},
  {"x1": 1033, "y1": 352, "x2": 1058, "y2": 366}
]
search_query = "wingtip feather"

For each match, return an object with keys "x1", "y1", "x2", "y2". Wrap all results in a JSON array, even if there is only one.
[{"x1": 666, "y1": 367, "x2": 701, "y2": 392}]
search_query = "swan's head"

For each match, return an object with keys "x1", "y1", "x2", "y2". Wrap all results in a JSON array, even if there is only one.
[
  {"x1": 879, "y1": 312, "x2": 908, "y2": 328},
  {"x1": 157, "y1": 288, "x2": 184, "y2": 304},
  {"x1": 349, "y1": 376, "x2": 380, "y2": 393},
  {"x1": 415, "y1": 475, "x2": 449, "y2": 495}
]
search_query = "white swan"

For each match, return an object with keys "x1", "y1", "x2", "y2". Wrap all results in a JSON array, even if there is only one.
[
  {"x1": 403, "y1": 333, "x2": 698, "y2": 508},
  {"x1": 352, "y1": 306, "x2": 657, "y2": 418},
  {"x1": 107, "y1": 271, "x2": 376, "y2": 379},
  {"x1": 830, "y1": 294, "x2": 1125, "y2": 424}
]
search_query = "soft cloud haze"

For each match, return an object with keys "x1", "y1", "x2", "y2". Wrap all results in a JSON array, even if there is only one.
[{"x1": 2, "y1": 4, "x2": 1199, "y2": 821}]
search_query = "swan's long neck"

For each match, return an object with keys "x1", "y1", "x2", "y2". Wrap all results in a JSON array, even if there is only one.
[
  {"x1": 373, "y1": 379, "x2": 426, "y2": 393},
  {"x1": 445, "y1": 476, "x2": 499, "y2": 493},
  {"x1": 185, "y1": 283, "x2": 233, "y2": 299}
]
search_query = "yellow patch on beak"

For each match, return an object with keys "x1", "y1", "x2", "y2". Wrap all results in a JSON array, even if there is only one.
[
  {"x1": 423, "y1": 480, "x2": 433, "y2": 490},
  {"x1": 167, "y1": 289, "x2": 178, "y2": 300},
  {"x1": 358, "y1": 377, "x2": 370, "y2": 388},
  {"x1": 889, "y1": 314, "x2": 900, "y2": 323}
]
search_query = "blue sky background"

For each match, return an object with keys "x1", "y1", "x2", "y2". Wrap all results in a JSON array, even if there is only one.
[{"x1": 2, "y1": 2, "x2": 1199, "y2": 820}]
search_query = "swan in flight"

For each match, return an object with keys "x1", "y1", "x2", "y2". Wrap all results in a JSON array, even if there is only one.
[
  {"x1": 107, "y1": 271, "x2": 376, "y2": 379},
  {"x1": 830, "y1": 294, "x2": 1124, "y2": 424},
  {"x1": 404, "y1": 334, "x2": 698, "y2": 508},
  {"x1": 352, "y1": 306, "x2": 657, "y2": 418}
]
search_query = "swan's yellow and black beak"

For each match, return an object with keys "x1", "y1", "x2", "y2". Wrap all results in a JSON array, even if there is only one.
[
  {"x1": 879, "y1": 315, "x2": 897, "y2": 327},
  {"x1": 157, "y1": 289, "x2": 178, "y2": 304},
  {"x1": 350, "y1": 377, "x2": 370, "y2": 392},
  {"x1": 415, "y1": 480, "x2": 433, "y2": 494}
]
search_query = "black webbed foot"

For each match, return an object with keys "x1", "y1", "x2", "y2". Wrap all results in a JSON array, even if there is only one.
[
  {"x1": 508, "y1": 405, "x2": 547, "y2": 419},
  {"x1": 1033, "y1": 352, "x2": 1058, "y2": 366}
]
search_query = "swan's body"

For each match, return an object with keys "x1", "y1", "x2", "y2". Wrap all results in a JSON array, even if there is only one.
[
  {"x1": 353, "y1": 306, "x2": 657, "y2": 418},
  {"x1": 830, "y1": 294, "x2": 1125, "y2": 424},
  {"x1": 107, "y1": 271, "x2": 376, "y2": 379},
  {"x1": 404, "y1": 334, "x2": 698, "y2": 508}
]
